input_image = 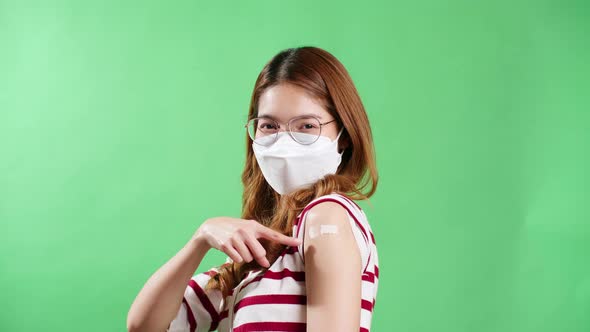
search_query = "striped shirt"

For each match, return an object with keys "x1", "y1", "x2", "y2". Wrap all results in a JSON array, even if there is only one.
[{"x1": 167, "y1": 192, "x2": 379, "y2": 332}]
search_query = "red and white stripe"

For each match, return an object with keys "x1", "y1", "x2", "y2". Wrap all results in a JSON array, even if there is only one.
[{"x1": 167, "y1": 192, "x2": 379, "y2": 332}]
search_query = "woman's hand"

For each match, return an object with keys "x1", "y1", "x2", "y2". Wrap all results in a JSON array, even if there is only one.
[{"x1": 193, "y1": 217, "x2": 302, "y2": 268}]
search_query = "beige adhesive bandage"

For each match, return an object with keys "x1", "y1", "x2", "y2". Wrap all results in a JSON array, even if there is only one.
[{"x1": 308, "y1": 224, "x2": 340, "y2": 239}]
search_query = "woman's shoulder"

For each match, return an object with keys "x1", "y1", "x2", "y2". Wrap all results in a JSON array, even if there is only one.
[
  {"x1": 294, "y1": 191, "x2": 374, "y2": 274},
  {"x1": 297, "y1": 191, "x2": 364, "y2": 219}
]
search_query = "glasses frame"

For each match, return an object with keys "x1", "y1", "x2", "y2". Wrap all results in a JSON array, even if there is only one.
[{"x1": 245, "y1": 115, "x2": 338, "y2": 146}]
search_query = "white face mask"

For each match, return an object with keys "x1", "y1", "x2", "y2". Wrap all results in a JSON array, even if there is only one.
[{"x1": 252, "y1": 127, "x2": 345, "y2": 195}]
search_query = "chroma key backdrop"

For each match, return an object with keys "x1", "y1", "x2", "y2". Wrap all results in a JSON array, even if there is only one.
[{"x1": 0, "y1": 1, "x2": 589, "y2": 331}]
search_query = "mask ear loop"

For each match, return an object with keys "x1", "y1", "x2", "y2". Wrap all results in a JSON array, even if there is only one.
[
  {"x1": 335, "y1": 126, "x2": 345, "y2": 142},
  {"x1": 334, "y1": 127, "x2": 346, "y2": 155}
]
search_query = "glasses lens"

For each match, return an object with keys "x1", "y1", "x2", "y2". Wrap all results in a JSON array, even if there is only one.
[
  {"x1": 248, "y1": 117, "x2": 278, "y2": 145},
  {"x1": 289, "y1": 116, "x2": 321, "y2": 144}
]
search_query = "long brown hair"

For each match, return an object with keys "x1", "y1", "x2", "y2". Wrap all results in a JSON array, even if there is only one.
[{"x1": 204, "y1": 46, "x2": 378, "y2": 297}]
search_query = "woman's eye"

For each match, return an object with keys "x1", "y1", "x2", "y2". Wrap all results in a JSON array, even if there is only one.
[
  {"x1": 301, "y1": 123, "x2": 317, "y2": 130},
  {"x1": 259, "y1": 123, "x2": 277, "y2": 130}
]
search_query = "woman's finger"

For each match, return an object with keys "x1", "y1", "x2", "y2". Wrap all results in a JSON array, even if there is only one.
[
  {"x1": 257, "y1": 226, "x2": 302, "y2": 246},
  {"x1": 221, "y1": 242, "x2": 243, "y2": 263},
  {"x1": 232, "y1": 237, "x2": 254, "y2": 263},
  {"x1": 243, "y1": 235, "x2": 270, "y2": 267}
]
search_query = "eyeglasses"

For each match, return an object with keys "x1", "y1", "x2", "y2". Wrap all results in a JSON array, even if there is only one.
[{"x1": 245, "y1": 115, "x2": 338, "y2": 146}]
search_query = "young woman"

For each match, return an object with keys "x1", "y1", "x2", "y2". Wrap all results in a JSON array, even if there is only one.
[{"x1": 127, "y1": 46, "x2": 379, "y2": 332}]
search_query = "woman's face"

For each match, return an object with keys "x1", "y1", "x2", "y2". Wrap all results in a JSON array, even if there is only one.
[{"x1": 257, "y1": 83, "x2": 341, "y2": 142}]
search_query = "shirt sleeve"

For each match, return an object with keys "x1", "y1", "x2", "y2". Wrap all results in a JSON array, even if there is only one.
[
  {"x1": 166, "y1": 264, "x2": 228, "y2": 332},
  {"x1": 296, "y1": 194, "x2": 371, "y2": 274}
]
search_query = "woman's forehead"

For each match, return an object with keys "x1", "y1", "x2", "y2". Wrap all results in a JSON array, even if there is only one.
[{"x1": 257, "y1": 83, "x2": 330, "y2": 121}]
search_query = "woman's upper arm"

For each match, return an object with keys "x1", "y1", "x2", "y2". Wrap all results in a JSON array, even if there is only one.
[{"x1": 302, "y1": 201, "x2": 365, "y2": 332}]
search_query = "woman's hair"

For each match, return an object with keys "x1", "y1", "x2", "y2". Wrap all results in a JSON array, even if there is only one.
[{"x1": 204, "y1": 46, "x2": 378, "y2": 297}]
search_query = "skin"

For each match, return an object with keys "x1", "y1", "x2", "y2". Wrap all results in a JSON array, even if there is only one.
[
  {"x1": 304, "y1": 203, "x2": 363, "y2": 332},
  {"x1": 258, "y1": 83, "x2": 362, "y2": 331}
]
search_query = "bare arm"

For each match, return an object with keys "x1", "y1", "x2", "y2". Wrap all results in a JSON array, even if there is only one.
[
  {"x1": 127, "y1": 235, "x2": 210, "y2": 332},
  {"x1": 303, "y1": 202, "x2": 363, "y2": 332},
  {"x1": 127, "y1": 216, "x2": 302, "y2": 332}
]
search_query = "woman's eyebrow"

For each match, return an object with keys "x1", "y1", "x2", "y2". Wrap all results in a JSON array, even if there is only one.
[
  {"x1": 256, "y1": 114, "x2": 276, "y2": 119},
  {"x1": 257, "y1": 113, "x2": 323, "y2": 120}
]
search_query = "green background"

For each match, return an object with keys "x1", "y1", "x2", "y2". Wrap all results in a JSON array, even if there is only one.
[{"x1": 1, "y1": 1, "x2": 589, "y2": 331}]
